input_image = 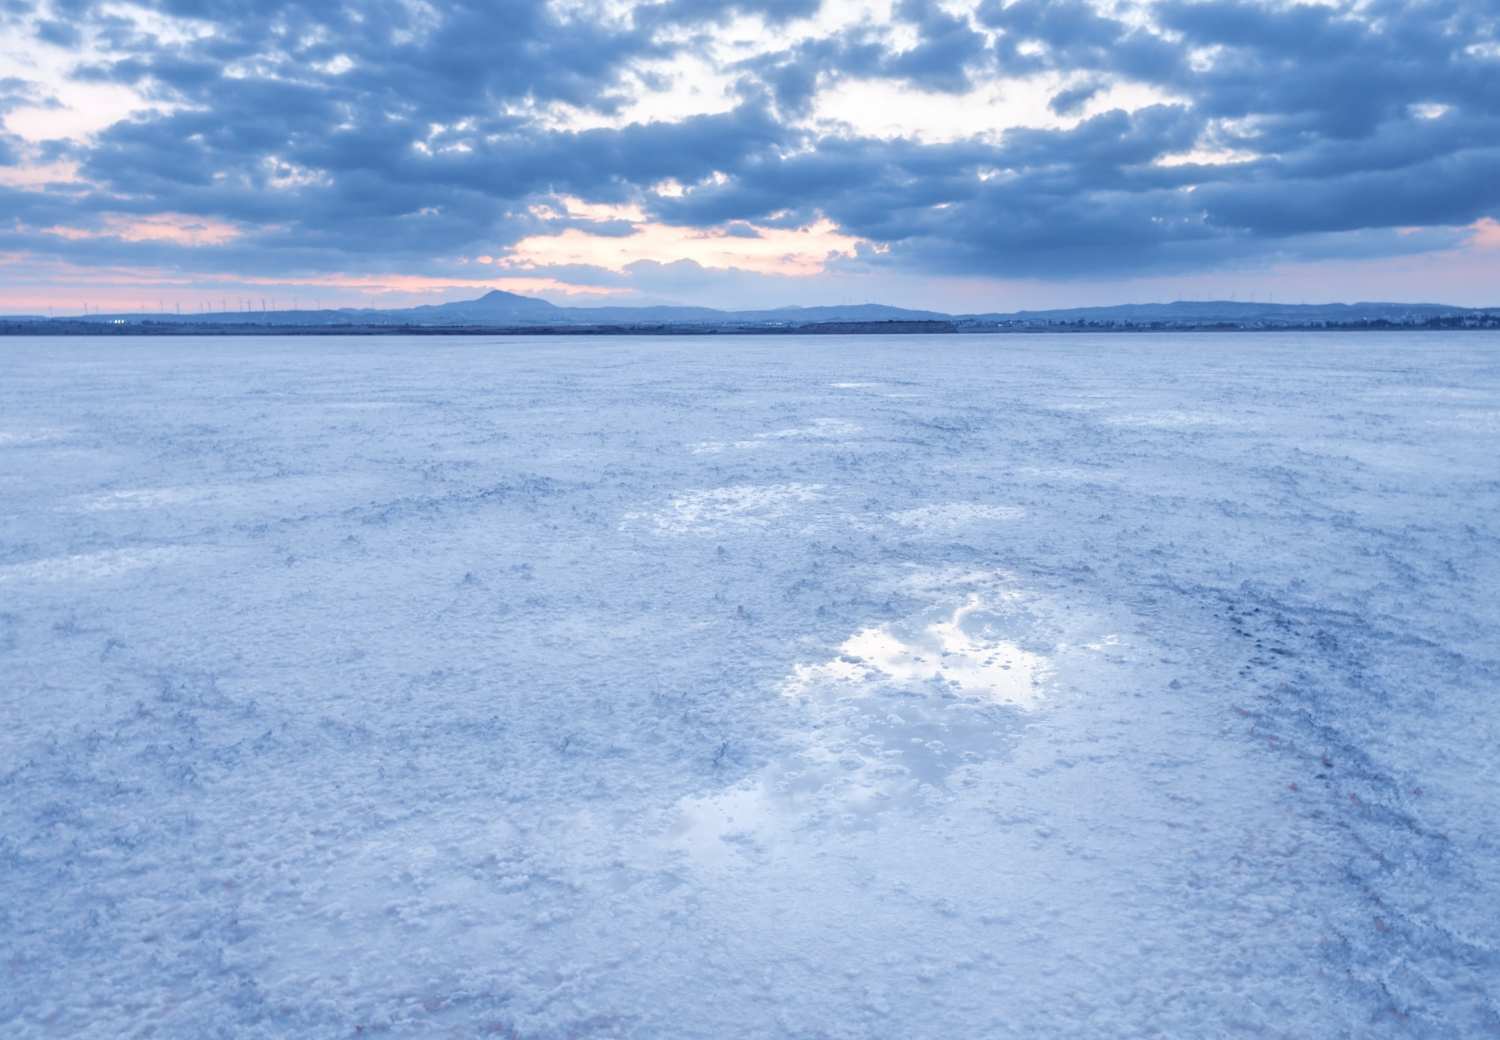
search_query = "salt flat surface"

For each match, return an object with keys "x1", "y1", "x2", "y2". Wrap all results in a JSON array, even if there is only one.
[{"x1": 2, "y1": 333, "x2": 1498, "y2": 1038}]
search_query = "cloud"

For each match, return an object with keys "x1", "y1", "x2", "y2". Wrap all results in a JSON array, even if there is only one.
[{"x1": 2, "y1": 0, "x2": 1498, "y2": 302}]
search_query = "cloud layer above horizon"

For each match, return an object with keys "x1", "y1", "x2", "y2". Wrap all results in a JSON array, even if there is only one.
[{"x1": 2, "y1": 0, "x2": 1499, "y2": 311}]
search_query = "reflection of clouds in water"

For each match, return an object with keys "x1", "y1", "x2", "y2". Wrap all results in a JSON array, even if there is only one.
[
  {"x1": 666, "y1": 740, "x2": 958, "y2": 870},
  {"x1": 663, "y1": 574, "x2": 1126, "y2": 869},
  {"x1": 668, "y1": 784, "x2": 781, "y2": 869},
  {"x1": 689, "y1": 418, "x2": 861, "y2": 455},
  {"x1": 784, "y1": 594, "x2": 1048, "y2": 709},
  {"x1": 623, "y1": 483, "x2": 823, "y2": 534}
]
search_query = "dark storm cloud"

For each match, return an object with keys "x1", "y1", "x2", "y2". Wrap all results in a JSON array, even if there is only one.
[{"x1": 5, "y1": 0, "x2": 1500, "y2": 285}]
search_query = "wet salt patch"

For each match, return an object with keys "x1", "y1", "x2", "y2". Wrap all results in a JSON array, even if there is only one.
[
  {"x1": 624, "y1": 483, "x2": 823, "y2": 534},
  {"x1": 665, "y1": 736, "x2": 950, "y2": 870},
  {"x1": 889, "y1": 502, "x2": 1026, "y2": 530},
  {"x1": 669, "y1": 784, "x2": 782, "y2": 869},
  {"x1": 0, "y1": 547, "x2": 183, "y2": 584}
]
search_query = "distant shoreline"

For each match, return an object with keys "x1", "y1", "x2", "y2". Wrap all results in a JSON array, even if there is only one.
[{"x1": 5, "y1": 316, "x2": 1500, "y2": 337}]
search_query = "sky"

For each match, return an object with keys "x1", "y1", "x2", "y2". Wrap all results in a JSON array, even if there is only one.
[{"x1": 1, "y1": 0, "x2": 1498, "y2": 315}]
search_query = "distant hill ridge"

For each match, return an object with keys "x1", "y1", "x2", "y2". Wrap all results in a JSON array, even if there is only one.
[{"x1": 47, "y1": 291, "x2": 1499, "y2": 328}]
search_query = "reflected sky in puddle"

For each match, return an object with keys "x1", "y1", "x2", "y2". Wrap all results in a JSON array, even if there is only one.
[
  {"x1": 784, "y1": 594, "x2": 1049, "y2": 709},
  {"x1": 666, "y1": 743, "x2": 962, "y2": 869},
  {"x1": 668, "y1": 784, "x2": 781, "y2": 869},
  {"x1": 662, "y1": 577, "x2": 1102, "y2": 869}
]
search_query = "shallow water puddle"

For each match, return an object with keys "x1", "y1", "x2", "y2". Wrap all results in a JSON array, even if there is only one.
[
  {"x1": 661, "y1": 574, "x2": 1119, "y2": 868},
  {"x1": 783, "y1": 593, "x2": 1049, "y2": 709}
]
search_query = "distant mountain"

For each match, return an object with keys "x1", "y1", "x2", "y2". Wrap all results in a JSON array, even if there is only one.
[
  {"x1": 407, "y1": 289, "x2": 562, "y2": 322},
  {"x1": 965, "y1": 300, "x2": 1486, "y2": 324},
  {"x1": 62, "y1": 293, "x2": 1496, "y2": 329},
  {"x1": 562, "y1": 302, "x2": 951, "y2": 324},
  {"x1": 727, "y1": 303, "x2": 950, "y2": 323},
  {"x1": 76, "y1": 293, "x2": 951, "y2": 326}
]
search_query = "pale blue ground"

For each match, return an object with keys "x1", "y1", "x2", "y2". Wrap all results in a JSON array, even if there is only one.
[{"x1": 2, "y1": 333, "x2": 1497, "y2": 1038}]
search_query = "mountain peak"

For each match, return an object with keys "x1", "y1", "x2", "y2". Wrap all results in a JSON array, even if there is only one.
[
  {"x1": 415, "y1": 289, "x2": 560, "y2": 317},
  {"x1": 478, "y1": 289, "x2": 537, "y2": 303}
]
